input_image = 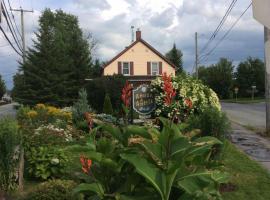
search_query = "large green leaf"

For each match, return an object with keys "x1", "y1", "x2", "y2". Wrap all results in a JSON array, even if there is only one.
[
  {"x1": 100, "y1": 124, "x2": 123, "y2": 143},
  {"x1": 119, "y1": 194, "x2": 160, "y2": 200},
  {"x1": 120, "y1": 153, "x2": 166, "y2": 200},
  {"x1": 139, "y1": 140, "x2": 163, "y2": 165},
  {"x1": 125, "y1": 125, "x2": 152, "y2": 140},
  {"x1": 73, "y1": 183, "x2": 105, "y2": 197}
]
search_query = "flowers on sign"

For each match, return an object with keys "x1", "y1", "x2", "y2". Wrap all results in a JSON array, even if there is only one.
[
  {"x1": 80, "y1": 155, "x2": 92, "y2": 174},
  {"x1": 162, "y1": 73, "x2": 176, "y2": 106},
  {"x1": 121, "y1": 81, "x2": 132, "y2": 107}
]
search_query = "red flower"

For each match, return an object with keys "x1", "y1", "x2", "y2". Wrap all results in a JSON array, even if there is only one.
[
  {"x1": 162, "y1": 73, "x2": 176, "y2": 105},
  {"x1": 80, "y1": 155, "x2": 92, "y2": 174},
  {"x1": 121, "y1": 81, "x2": 132, "y2": 107},
  {"x1": 84, "y1": 112, "x2": 93, "y2": 130},
  {"x1": 184, "y1": 98, "x2": 193, "y2": 109}
]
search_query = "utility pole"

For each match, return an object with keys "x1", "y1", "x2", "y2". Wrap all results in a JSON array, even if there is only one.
[
  {"x1": 10, "y1": 7, "x2": 33, "y2": 64},
  {"x1": 195, "y1": 32, "x2": 199, "y2": 79},
  {"x1": 265, "y1": 27, "x2": 270, "y2": 134}
]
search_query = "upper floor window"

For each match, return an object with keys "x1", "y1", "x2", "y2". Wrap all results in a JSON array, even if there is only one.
[
  {"x1": 151, "y1": 62, "x2": 159, "y2": 75},
  {"x1": 122, "y1": 62, "x2": 130, "y2": 75}
]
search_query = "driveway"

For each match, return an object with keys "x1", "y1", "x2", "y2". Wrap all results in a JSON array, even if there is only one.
[
  {"x1": 0, "y1": 103, "x2": 17, "y2": 119},
  {"x1": 221, "y1": 102, "x2": 265, "y2": 131}
]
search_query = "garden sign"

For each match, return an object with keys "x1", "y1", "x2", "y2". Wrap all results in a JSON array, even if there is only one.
[{"x1": 133, "y1": 84, "x2": 155, "y2": 116}]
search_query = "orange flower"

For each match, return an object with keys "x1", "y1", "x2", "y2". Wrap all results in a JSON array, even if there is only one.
[
  {"x1": 80, "y1": 155, "x2": 92, "y2": 174},
  {"x1": 184, "y1": 98, "x2": 193, "y2": 109},
  {"x1": 121, "y1": 81, "x2": 132, "y2": 107},
  {"x1": 162, "y1": 73, "x2": 176, "y2": 105}
]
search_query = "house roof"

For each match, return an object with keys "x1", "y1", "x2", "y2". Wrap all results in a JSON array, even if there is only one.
[{"x1": 103, "y1": 38, "x2": 176, "y2": 69}]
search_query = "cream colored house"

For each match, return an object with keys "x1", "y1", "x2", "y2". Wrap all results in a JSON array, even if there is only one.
[{"x1": 103, "y1": 30, "x2": 175, "y2": 82}]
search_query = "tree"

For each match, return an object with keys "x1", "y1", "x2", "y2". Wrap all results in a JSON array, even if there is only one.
[
  {"x1": 235, "y1": 57, "x2": 265, "y2": 97},
  {"x1": 198, "y1": 58, "x2": 234, "y2": 99},
  {"x1": 13, "y1": 9, "x2": 92, "y2": 106},
  {"x1": 103, "y1": 93, "x2": 113, "y2": 115},
  {"x1": 89, "y1": 59, "x2": 102, "y2": 78},
  {"x1": 0, "y1": 75, "x2": 6, "y2": 99},
  {"x1": 165, "y1": 43, "x2": 183, "y2": 74}
]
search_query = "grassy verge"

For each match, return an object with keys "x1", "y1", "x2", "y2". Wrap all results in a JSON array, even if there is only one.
[
  {"x1": 221, "y1": 97, "x2": 265, "y2": 104},
  {"x1": 222, "y1": 141, "x2": 270, "y2": 200}
]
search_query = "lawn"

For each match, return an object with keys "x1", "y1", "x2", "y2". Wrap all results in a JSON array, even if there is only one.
[
  {"x1": 221, "y1": 97, "x2": 265, "y2": 104},
  {"x1": 222, "y1": 141, "x2": 270, "y2": 200}
]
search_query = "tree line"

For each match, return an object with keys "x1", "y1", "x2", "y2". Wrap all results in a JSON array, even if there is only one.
[{"x1": 198, "y1": 57, "x2": 265, "y2": 99}]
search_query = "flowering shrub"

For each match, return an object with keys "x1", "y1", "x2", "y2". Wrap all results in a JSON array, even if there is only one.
[{"x1": 151, "y1": 74, "x2": 221, "y2": 120}]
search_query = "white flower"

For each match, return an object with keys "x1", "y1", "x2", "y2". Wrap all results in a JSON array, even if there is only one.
[{"x1": 51, "y1": 158, "x2": 60, "y2": 165}]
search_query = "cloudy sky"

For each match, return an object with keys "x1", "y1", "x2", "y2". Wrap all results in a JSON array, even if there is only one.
[{"x1": 0, "y1": 0, "x2": 265, "y2": 89}]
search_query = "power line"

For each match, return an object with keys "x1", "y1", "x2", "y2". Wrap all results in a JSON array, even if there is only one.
[
  {"x1": 0, "y1": 25, "x2": 22, "y2": 56},
  {"x1": 199, "y1": 0, "x2": 238, "y2": 56},
  {"x1": 2, "y1": 0, "x2": 23, "y2": 51},
  {"x1": 199, "y1": 3, "x2": 252, "y2": 64},
  {"x1": 7, "y1": 0, "x2": 22, "y2": 38}
]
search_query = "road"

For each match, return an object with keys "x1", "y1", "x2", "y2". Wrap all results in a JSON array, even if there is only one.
[
  {"x1": 221, "y1": 102, "x2": 265, "y2": 131},
  {"x1": 0, "y1": 103, "x2": 17, "y2": 119}
]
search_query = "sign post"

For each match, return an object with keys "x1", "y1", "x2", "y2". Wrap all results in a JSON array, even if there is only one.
[
  {"x1": 252, "y1": 0, "x2": 270, "y2": 134},
  {"x1": 133, "y1": 84, "x2": 155, "y2": 118},
  {"x1": 234, "y1": 87, "x2": 239, "y2": 102}
]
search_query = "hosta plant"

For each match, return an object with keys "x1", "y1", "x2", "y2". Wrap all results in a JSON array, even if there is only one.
[{"x1": 73, "y1": 117, "x2": 229, "y2": 199}]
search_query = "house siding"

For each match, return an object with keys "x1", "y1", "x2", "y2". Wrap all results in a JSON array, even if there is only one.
[{"x1": 103, "y1": 42, "x2": 175, "y2": 76}]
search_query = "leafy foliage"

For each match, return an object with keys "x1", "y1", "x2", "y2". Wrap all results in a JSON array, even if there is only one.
[
  {"x1": 235, "y1": 57, "x2": 265, "y2": 97},
  {"x1": 0, "y1": 118, "x2": 20, "y2": 191},
  {"x1": 198, "y1": 58, "x2": 234, "y2": 99},
  {"x1": 73, "y1": 118, "x2": 229, "y2": 199},
  {"x1": 0, "y1": 74, "x2": 6, "y2": 99},
  {"x1": 13, "y1": 9, "x2": 92, "y2": 106},
  {"x1": 26, "y1": 147, "x2": 68, "y2": 180},
  {"x1": 165, "y1": 43, "x2": 183, "y2": 74},
  {"x1": 21, "y1": 179, "x2": 79, "y2": 200},
  {"x1": 103, "y1": 93, "x2": 113, "y2": 115}
]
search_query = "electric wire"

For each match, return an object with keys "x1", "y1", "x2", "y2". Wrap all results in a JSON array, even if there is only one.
[{"x1": 7, "y1": 0, "x2": 22, "y2": 38}]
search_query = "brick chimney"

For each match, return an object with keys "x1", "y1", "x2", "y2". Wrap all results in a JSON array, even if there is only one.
[{"x1": 136, "y1": 29, "x2": 141, "y2": 41}]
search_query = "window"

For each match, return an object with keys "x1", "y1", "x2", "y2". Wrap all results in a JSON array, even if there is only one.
[
  {"x1": 151, "y1": 62, "x2": 159, "y2": 75},
  {"x1": 122, "y1": 62, "x2": 130, "y2": 75}
]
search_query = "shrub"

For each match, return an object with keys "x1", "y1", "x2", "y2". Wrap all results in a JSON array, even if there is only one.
[
  {"x1": 85, "y1": 75, "x2": 126, "y2": 113},
  {"x1": 151, "y1": 74, "x2": 220, "y2": 120},
  {"x1": 72, "y1": 89, "x2": 91, "y2": 126},
  {"x1": 26, "y1": 147, "x2": 68, "y2": 180},
  {"x1": 21, "y1": 179, "x2": 79, "y2": 200},
  {"x1": 187, "y1": 107, "x2": 230, "y2": 140},
  {"x1": 0, "y1": 118, "x2": 21, "y2": 191},
  {"x1": 103, "y1": 93, "x2": 113, "y2": 115}
]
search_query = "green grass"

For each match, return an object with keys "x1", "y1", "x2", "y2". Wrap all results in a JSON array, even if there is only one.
[
  {"x1": 222, "y1": 141, "x2": 270, "y2": 200},
  {"x1": 221, "y1": 97, "x2": 265, "y2": 104}
]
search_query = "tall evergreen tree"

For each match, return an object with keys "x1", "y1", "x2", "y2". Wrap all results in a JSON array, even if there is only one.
[
  {"x1": 13, "y1": 9, "x2": 92, "y2": 106},
  {"x1": 165, "y1": 43, "x2": 183, "y2": 74},
  {"x1": 0, "y1": 75, "x2": 6, "y2": 99}
]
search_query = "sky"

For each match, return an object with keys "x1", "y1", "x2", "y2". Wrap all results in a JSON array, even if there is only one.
[{"x1": 0, "y1": 0, "x2": 265, "y2": 89}]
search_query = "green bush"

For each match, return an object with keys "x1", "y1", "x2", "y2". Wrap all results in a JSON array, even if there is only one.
[
  {"x1": 26, "y1": 147, "x2": 68, "y2": 180},
  {"x1": 187, "y1": 107, "x2": 230, "y2": 140},
  {"x1": 103, "y1": 93, "x2": 113, "y2": 115},
  {"x1": 85, "y1": 75, "x2": 126, "y2": 113},
  {"x1": 72, "y1": 88, "x2": 91, "y2": 127},
  {"x1": 0, "y1": 118, "x2": 21, "y2": 191},
  {"x1": 21, "y1": 179, "x2": 80, "y2": 200}
]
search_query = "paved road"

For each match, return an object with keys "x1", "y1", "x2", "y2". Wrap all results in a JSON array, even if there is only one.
[
  {"x1": 0, "y1": 103, "x2": 17, "y2": 119},
  {"x1": 221, "y1": 102, "x2": 265, "y2": 131}
]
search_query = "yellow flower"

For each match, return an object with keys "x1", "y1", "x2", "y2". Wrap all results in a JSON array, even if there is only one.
[
  {"x1": 47, "y1": 106, "x2": 61, "y2": 115},
  {"x1": 27, "y1": 110, "x2": 38, "y2": 118},
  {"x1": 35, "y1": 103, "x2": 46, "y2": 110},
  {"x1": 61, "y1": 112, "x2": 72, "y2": 121}
]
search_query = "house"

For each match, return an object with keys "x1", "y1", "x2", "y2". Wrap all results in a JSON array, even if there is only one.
[{"x1": 103, "y1": 30, "x2": 175, "y2": 84}]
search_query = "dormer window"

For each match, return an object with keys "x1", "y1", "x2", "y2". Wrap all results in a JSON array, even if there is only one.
[
  {"x1": 151, "y1": 62, "x2": 159, "y2": 75},
  {"x1": 122, "y1": 62, "x2": 130, "y2": 75}
]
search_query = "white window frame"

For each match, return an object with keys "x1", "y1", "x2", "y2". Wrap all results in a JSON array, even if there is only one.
[
  {"x1": 122, "y1": 62, "x2": 130, "y2": 76},
  {"x1": 151, "y1": 62, "x2": 159, "y2": 76}
]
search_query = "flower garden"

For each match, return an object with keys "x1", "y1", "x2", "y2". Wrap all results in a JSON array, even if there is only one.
[{"x1": 1, "y1": 74, "x2": 270, "y2": 200}]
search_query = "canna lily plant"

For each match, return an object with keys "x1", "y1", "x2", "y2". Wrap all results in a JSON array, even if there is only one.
[{"x1": 73, "y1": 117, "x2": 229, "y2": 200}]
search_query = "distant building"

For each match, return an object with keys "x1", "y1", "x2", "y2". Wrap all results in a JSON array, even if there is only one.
[{"x1": 103, "y1": 30, "x2": 175, "y2": 85}]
